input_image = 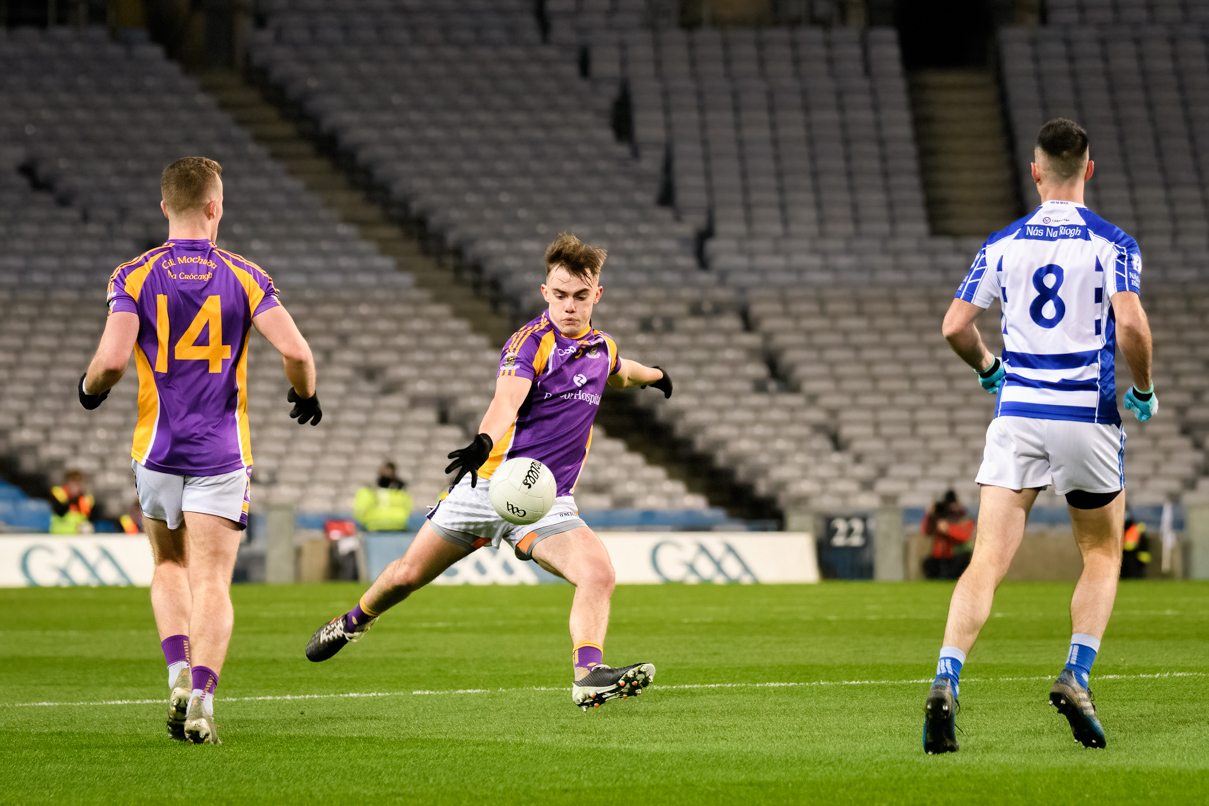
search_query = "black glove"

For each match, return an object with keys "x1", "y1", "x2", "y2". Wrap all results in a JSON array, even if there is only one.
[
  {"x1": 445, "y1": 433, "x2": 493, "y2": 488},
  {"x1": 287, "y1": 388, "x2": 322, "y2": 425},
  {"x1": 647, "y1": 366, "x2": 673, "y2": 399},
  {"x1": 78, "y1": 374, "x2": 108, "y2": 410}
]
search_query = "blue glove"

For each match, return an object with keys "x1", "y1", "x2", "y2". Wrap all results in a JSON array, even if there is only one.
[
  {"x1": 977, "y1": 357, "x2": 1005, "y2": 394},
  {"x1": 1123, "y1": 386, "x2": 1158, "y2": 421}
]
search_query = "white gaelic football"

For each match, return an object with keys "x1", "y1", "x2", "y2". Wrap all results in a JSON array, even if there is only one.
[{"x1": 489, "y1": 457, "x2": 557, "y2": 526}]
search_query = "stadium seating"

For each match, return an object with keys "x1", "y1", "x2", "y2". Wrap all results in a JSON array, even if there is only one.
[
  {"x1": 1045, "y1": 0, "x2": 1209, "y2": 26},
  {"x1": 0, "y1": 25, "x2": 706, "y2": 520},
  {"x1": 244, "y1": 1, "x2": 1208, "y2": 513},
  {"x1": 6, "y1": 8, "x2": 1205, "y2": 522},
  {"x1": 999, "y1": 24, "x2": 1209, "y2": 252}
]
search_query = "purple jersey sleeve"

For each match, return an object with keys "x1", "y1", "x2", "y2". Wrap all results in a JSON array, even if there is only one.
[
  {"x1": 250, "y1": 265, "x2": 280, "y2": 316},
  {"x1": 498, "y1": 325, "x2": 546, "y2": 382},
  {"x1": 606, "y1": 334, "x2": 621, "y2": 375},
  {"x1": 107, "y1": 262, "x2": 140, "y2": 316},
  {"x1": 229, "y1": 254, "x2": 281, "y2": 317}
]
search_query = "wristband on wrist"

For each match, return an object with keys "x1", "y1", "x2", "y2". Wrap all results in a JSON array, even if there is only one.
[
  {"x1": 978, "y1": 357, "x2": 1000, "y2": 378},
  {"x1": 1134, "y1": 385, "x2": 1154, "y2": 400}
]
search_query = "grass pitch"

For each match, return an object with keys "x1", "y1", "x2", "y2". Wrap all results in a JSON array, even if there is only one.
[{"x1": 1, "y1": 581, "x2": 1207, "y2": 804}]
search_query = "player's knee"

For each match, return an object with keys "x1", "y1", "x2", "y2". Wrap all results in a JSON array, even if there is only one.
[
  {"x1": 386, "y1": 557, "x2": 424, "y2": 593},
  {"x1": 578, "y1": 560, "x2": 614, "y2": 594}
]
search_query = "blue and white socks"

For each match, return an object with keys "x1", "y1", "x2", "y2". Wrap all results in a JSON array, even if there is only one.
[
  {"x1": 933, "y1": 635, "x2": 1100, "y2": 696},
  {"x1": 934, "y1": 646, "x2": 966, "y2": 697},
  {"x1": 1065, "y1": 633, "x2": 1100, "y2": 688}
]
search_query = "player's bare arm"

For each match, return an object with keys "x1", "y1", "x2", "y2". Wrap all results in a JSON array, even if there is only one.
[
  {"x1": 444, "y1": 374, "x2": 532, "y2": 488},
  {"x1": 607, "y1": 358, "x2": 665, "y2": 390},
  {"x1": 1112, "y1": 290, "x2": 1157, "y2": 420},
  {"x1": 253, "y1": 305, "x2": 316, "y2": 398},
  {"x1": 1111, "y1": 291, "x2": 1153, "y2": 391},
  {"x1": 478, "y1": 374, "x2": 533, "y2": 444},
  {"x1": 253, "y1": 304, "x2": 321, "y2": 425},
  {"x1": 79, "y1": 311, "x2": 140, "y2": 409},
  {"x1": 941, "y1": 299, "x2": 995, "y2": 373},
  {"x1": 83, "y1": 311, "x2": 139, "y2": 395}
]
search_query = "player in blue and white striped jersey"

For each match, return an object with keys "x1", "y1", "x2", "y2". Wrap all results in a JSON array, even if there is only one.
[{"x1": 922, "y1": 119, "x2": 1156, "y2": 754}]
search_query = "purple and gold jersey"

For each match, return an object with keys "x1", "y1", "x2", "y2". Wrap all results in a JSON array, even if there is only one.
[
  {"x1": 106, "y1": 239, "x2": 280, "y2": 476},
  {"x1": 479, "y1": 312, "x2": 620, "y2": 497}
]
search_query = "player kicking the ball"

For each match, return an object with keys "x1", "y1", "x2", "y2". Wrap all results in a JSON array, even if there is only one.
[
  {"x1": 922, "y1": 120, "x2": 1155, "y2": 754},
  {"x1": 306, "y1": 233, "x2": 672, "y2": 709},
  {"x1": 81, "y1": 157, "x2": 322, "y2": 744}
]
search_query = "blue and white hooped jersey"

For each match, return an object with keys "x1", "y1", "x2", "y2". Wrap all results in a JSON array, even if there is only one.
[{"x1": 956, "y1": 200, "x2": 1141, "y2": 426}]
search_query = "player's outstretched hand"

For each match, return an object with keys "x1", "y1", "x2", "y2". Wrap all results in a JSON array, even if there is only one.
[
  {"x1": 445, "y1": 433, "x2": 493, "y2": 488},
  {"x1": 977, "y1": 357, "x2": 1005, "y2": 394},
  {"x1": 78, "y1": 373, "x2": 108, "y2": 410},
  {"x1": 647, "y1": 366, "x2": 673, "y2": 399},
  {"x1": 1123, "y1": 386, "x2": 1158, "y2": 421},
  {"x1": 287, "y1": 388, "x2": 323, "y2": 425}
]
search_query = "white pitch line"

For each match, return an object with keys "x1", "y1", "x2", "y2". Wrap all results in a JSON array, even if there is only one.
[{"x1": 2, "y1": 671, "x2": 1204, "y2": 710}]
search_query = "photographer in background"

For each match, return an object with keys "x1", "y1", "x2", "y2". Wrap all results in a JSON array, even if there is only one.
[{"x1": 922, "y1": 490, "x2": 975, "y2": 580}]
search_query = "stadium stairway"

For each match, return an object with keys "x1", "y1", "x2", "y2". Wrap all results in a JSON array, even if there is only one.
[
  {"x1": 195, "y1": 69, "x2": 517, "y2": 348},
  {"x1": 908, "y1": 69, "x2": 1019, "y2": 237}
]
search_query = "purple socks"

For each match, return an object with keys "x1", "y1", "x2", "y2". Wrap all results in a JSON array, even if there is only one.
[
  {"x1": 163, "y1": 635, "x2": 191, "y2": 688},
  {"x1": 573, "y1": 642, "x2": 603, "y2": 678},
  {"x1": 162, "y1": 634, "x2": 191, "y2": 667},
  {"x1": 192, "y1": 665, "x2": 218, "y2": 696},
  {"x1": 345, "y1": 600, "x2": 378, "y2": 632},
  {"x1": 190, "y1": 665, "x2": 218, "y2": 718}
]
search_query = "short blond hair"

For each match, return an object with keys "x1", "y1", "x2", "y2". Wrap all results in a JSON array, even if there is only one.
[
  {"x1": 545, "y1": 233, "x2": 606, "y2": 283},
  {"x1": 161, "y1": 156, "x2": 222, "y2": 216}
]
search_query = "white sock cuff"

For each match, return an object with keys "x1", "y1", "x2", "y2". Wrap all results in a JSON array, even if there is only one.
[
  {"x1": 939, "y1": 646, "x2": 967, "y2": 664},
  {"x1": 1071, "y1": 633, "x2": 1101, "y2": 652},
  {"x1": 168, "y1": 660, "x2": 190, "y2": 687}
]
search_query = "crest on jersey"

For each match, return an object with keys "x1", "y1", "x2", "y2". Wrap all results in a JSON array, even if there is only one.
[{"x1": 503, "y1": 352, "x2": 518, "y2": 369}]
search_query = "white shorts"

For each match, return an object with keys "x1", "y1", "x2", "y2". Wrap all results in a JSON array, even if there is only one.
[
  {"x1": 133, "y1": 461, "x2": 251, "y2": 530},
  {"x1": 975, "y1": 417, "x2": 1125, "y2": 496},
  {"x1": 427, "y1": 477, "x2": 586, "y2": 559}
]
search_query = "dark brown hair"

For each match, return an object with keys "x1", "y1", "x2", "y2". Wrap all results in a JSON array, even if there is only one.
[
  {"x1": 161, "y1": 156, "x2": 223, "y2": 216},
  {"x1": 1035, "y1": 118, "x2": 1089, "y2": 181},
  {"x1": 545, "y1": 233, "x2": 606, "y2": 283}
]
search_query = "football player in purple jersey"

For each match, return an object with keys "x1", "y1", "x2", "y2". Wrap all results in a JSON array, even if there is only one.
[
  {"x1": 81, "y1": 157, "x2": 321, "y2": 743},
  {"x1": 306, "y1": 234, "x2": 672, "y2": 709}
]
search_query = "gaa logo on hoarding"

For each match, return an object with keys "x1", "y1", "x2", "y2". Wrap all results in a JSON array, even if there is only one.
[
  {"x1": 20, "y1": 545, "x2": 135, "y2": 587},
  {"x1": 650, "y1": 540, "x2": 758, "y2": 583},
  {"x1": 436, "y1": 548, "x2": 541, "y2": 586}
]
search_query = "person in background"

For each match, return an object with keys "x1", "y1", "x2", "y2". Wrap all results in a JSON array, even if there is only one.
[
  {"x1": 1120, "y1": 516, "x2": 1150, "y2": 579},
  {"x1": 120, "y1": 499, "x2": 145, "y2": 535},
  {"x1": 921, "y1": 490, "x2": 975, "y2": 580},
  {"x1": 50, "y1": 470, "x2": 96, "y2": 534},
  {"x1": 353, "y1": 461, "x2": 413, "y2": 533}
]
